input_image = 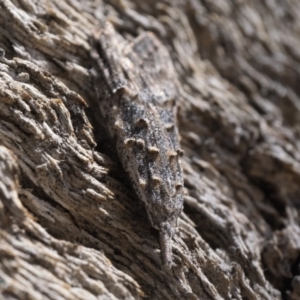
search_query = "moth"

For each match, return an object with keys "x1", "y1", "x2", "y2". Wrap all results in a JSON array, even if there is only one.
[{"x1": 90, "y1": 23, "x2": 184, "y2": 269}]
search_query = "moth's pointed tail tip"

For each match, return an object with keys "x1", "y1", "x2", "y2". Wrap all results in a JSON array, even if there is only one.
[
  {"x1": 161, "y1": 247, "x2": 172, "y2": 270},
  {"x1": 159, "y1": 228, "x2": 173, "y2": 270},
  {"x1": 162, "y1": 258, "x2": 173, "y2": 270}
]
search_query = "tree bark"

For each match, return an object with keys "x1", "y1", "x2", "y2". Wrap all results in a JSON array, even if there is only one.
[{"x1": 1, "y1": 0, "x2": 300, "y2": 299}]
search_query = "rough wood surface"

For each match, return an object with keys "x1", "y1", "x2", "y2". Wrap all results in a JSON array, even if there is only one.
[{"x1": 0, "y1": 0, "x2": 300, "y2": 299}]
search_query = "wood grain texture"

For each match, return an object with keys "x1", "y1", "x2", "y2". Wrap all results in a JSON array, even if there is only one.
[{"x1": 0, "y1": 0, "x2": 300, "y2": 299}]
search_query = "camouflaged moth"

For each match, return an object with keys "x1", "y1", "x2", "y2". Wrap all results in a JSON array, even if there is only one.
[{"x1": 91, "y1": 23, "x2": 184, "y2": 269}]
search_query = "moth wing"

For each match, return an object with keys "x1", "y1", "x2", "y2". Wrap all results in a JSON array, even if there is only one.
[
  {"x1": 120, "y1": 33, "x2": 183, "y2": 204},
  {"x1": 125, "y1": 32, "x2": 177, "y2": 108},
  {"x1": 129, "y1": 34, "x2": 180, "y2": 144},
  {"x1": 127, "y1": 33, "x2": 184, "y2": 199}
]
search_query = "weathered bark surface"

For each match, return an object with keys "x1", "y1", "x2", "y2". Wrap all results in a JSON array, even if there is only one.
[{"x1": 0, "y1": 0, "x2": 300, "y2": 299}]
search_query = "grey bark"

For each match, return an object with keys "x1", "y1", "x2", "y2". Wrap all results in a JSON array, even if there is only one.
[{"x1": 0, "y1": 0, "x2": 300, "y2": 299}]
